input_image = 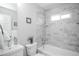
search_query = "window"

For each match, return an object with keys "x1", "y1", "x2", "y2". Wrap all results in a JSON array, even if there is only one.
[
  {"x1": 51, "y1": 14, "x2": 71, "y2": 21},
  {"x1": 61, "y1": 14, "x2": 71, "y2": 19},
  {"x1": 51, "y1": 15, "x2": 60, "y2": 21}
]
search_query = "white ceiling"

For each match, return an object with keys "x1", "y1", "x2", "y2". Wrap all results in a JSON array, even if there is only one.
[
  {"x1": 37, "y1": 3, "x2": 53, "y2": 8},
  {"x1": 36, "y1": 3, "x2": 61, "y2": 10},
  {"x1": 36, "y1": 3, "x2": 79, "y2": 11},
  {"x1": 0, "y1": 3, "x2": 17, "y2": 11}
]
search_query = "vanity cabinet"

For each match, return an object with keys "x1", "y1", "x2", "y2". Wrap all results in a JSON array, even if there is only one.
[{"x1": 0, "y1": 44, "x2": 24, "y2": 56}]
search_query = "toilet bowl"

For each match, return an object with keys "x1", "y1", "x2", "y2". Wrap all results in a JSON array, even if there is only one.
[{"x1": 25, "y1": 42, "x2": 37, "y2": 56}]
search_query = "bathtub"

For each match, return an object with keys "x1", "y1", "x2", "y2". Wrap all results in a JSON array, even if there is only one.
[{"x1": 38, "y1": 44, "x2": 79, "y2": 56}]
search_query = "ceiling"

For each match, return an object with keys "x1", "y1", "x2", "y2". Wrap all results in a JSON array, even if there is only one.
[
  {"x1": 36, "y1": 3, "x2": 79, "y2": 11},
  {"x1": 0, "y1": 3, "x2": 17, "y2": 11},
  {"x1": 36, "y1": 3, "x2": 61, "y2": 10}
]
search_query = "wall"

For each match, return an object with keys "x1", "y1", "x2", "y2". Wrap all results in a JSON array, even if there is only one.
[
  {"x1": 17, "y1": 3, "x2": 44, "y2": 45},
  {"x1": 46, "y1": 3, "x2": 79, "y2": 52}
]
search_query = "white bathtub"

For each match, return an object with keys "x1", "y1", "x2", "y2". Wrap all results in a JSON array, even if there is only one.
[{"x1": 38, "y1": 44, "x2": 79, "y2": 56}]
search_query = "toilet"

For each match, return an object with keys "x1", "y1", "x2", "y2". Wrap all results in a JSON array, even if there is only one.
[{"x1": 25, "y1": 42, "x2": 37, "y2": 56}]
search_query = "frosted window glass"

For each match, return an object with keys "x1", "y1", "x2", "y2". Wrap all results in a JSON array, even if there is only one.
[
  {"x1": 51, "y1": 14, "x2": 71, "y2": 21},
  {"x1": 51, "y1": 15, "x2": 60, "y2": 21},
  {"x1": 61, "y1": 14, "x2": 70, "y2": 19}
]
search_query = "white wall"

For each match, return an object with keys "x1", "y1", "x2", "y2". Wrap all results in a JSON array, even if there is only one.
[{"x1": 17, "y1": 3, "x2": 44, "y2": 45}]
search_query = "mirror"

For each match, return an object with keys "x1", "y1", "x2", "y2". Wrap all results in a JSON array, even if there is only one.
[
  {"x1": 0, "y1": 14, "x2": 11, "y2": 34},
  {"x1": 0, "y1": 13, "x2": 12, "y2": 49}
]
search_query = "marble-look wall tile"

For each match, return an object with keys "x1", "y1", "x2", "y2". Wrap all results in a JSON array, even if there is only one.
[{"x1": 46, "y1": 4, "x2": 79, "y2": 52}]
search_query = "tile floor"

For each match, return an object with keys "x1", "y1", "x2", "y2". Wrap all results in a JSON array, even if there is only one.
[{"x1": 35, "y1": 53, "x2": 45, "y2": 56}]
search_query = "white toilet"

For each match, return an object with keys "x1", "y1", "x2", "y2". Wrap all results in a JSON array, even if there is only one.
[{"x1": 25, "y1": 42, "x2": 37, "y2": 56}]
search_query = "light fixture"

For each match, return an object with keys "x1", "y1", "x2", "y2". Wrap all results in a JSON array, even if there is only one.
[{"x1": 17, "y1": 3, "x2": 22, "y2": 7}]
